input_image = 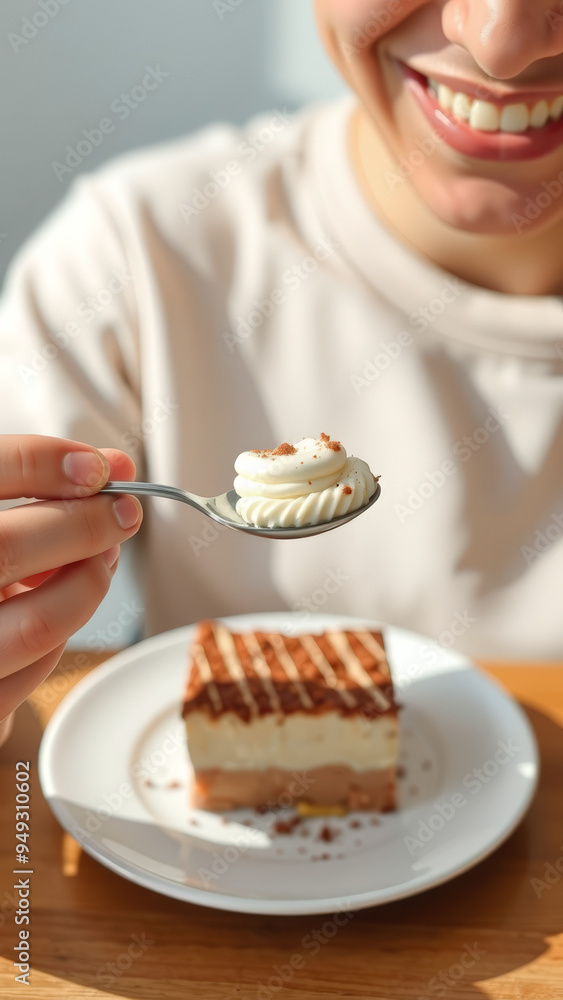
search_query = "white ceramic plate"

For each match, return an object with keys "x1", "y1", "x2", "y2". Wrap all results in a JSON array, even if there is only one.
[{"x1": 38, "y1": 613, "x2": 539, "y2": 915}]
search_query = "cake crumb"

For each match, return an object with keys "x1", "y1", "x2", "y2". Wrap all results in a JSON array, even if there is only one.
[
  {"x1": 342, "y1": 485, "x2": 352, "y2": 495},
  {"x1": 273, "y1": 816, "x2": 302, "y2": 835},
  {"x1": 319, "y1": 432, "x2": 342, "y2": 452},
  {"x1": 318, "y1": 825, "x2": 338, "y2": 843},
  {"x1": 250, "y1": 442, "x2": 297, "y2": 457},
  {"x1": 271, "y1": 442, "x2": 297, "y2": 456}
]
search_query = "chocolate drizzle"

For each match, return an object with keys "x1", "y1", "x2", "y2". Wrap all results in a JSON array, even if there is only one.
[{"x1": 182, "y1": 621, "x2": 397, "y2": 722}]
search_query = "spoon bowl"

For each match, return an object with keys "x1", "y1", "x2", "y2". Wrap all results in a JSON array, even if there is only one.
[{"x1": 100, "y1": 480, "x2": 381, "y2": 539}]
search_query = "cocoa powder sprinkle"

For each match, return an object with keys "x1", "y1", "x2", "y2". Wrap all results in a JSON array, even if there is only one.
[{"x1": 250, "y1": 442, "x2": 297, "y2": 457}]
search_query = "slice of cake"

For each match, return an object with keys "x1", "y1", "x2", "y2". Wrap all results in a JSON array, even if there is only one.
[{"x1": 182, "y1": 619, "x2": 399, "y2": 812}]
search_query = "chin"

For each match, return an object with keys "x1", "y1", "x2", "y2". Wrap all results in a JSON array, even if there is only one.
[{"x1": 407, "y1": 166, "x2": 561, "y2": 236}]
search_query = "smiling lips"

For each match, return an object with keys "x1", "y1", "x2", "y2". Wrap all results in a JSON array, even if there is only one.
[
  {"x1": 429, "y1": 79, "x2": 563, "y2": 134},
  {"x1": 400, "y1": 63, "x2": 563, "y2": 161}
]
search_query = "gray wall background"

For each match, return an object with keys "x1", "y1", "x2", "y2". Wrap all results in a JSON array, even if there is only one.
[
  {"x1": 0, "y1": 0, "x2": 347, "y2": 647},
  {"x1": 0, "y1": 0, "x2": 346, "y2": 288}
]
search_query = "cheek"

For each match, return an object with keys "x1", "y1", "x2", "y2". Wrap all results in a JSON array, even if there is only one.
[
  {"x1": 318, "y1": 0, "x2": 402, "y2": 35},
  {"x1": 317, "y1": 0, "x2": 432, "y2": 69}
]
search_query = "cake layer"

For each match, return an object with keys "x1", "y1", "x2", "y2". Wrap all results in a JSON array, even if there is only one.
[
  {"x1": 186, "y1": 709, "x2": 398, "y2": 771},
  {"x1": 182, "y1": 619, "x2": 397, "y2": 721},
  {"x1": 191, "y1": 764, "x2": 397, "y2": 812}
]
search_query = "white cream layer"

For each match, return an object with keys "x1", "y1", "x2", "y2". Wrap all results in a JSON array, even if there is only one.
[
  {"x1": 234, "y1": 437, "x2": 346, "y2": 493},
  {"x1": 234, "y1": 436, "x2": 376, "y2": 528},
  {"x1": 185, "y1": 711, "x2": 399, "y2": 772}
]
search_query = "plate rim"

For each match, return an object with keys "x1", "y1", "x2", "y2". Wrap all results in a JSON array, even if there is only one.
[{"x1": 38, "y1": 613, "x2": 540, "y2": 916}]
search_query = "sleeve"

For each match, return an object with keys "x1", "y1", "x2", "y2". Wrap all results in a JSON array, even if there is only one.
[{"x1": 0, "y1": 175, "x2": 145, "y2": 477}]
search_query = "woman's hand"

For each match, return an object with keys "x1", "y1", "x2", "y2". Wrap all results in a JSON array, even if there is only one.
[{"x1": 0, "y1": 435, "x2": 143, "y2": 746}]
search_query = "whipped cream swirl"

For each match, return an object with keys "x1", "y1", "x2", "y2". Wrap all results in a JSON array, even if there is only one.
[{"x1": 234, "y1": 435, "x2": 377, "y2": 528}]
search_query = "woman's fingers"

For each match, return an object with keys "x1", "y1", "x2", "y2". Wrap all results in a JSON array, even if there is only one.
[
  {"x1": 0, "y1": 436, "x2": 140, "y2": 743},
  {"x1": 0, "y1": 493, "x2": 141, "y2": 591},
  {"x1": 98, "y1": 447, "x2": 136, "y2": 483},
  {"x1": 0, "y1": 437, "x2": 141, "y2": 746},
  {"x1": 12, "y1": 543, "x2": 121, "y2": 593},
  {"x1": 0, "y1": 439, "x2": 138, "y2": 595},
  {"x1": 0, "y1": 435, "x2": 136, "y2": 501},
  {"x1": 0, "y1": 641, "x2": 66, "y2": 726},
  {"x1": 0, "y1": 551, "x2": 120, "y2": 681}
]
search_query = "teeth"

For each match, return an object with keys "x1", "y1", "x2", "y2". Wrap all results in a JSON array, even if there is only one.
[
  {"x1": 530, "y1": 100, "x2": 548, "y2": 128},
  {"x1": 437, "y1": 84, "x2": 454, "y2": 110},
  {"x1": 451, "y1": 91, "x2": 472, "y2": 121},
  {"x1": 499, "y1": 103, "x2": 529, "y2": 132},
  {"x1": 427, "y1": 77, "x2": 563, "y2": 133},
  {"x1": 469, "y1": 100, "x2": 500, "y2": 132}
]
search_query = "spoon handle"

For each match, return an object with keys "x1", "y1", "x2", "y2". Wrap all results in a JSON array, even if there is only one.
[{"x1": 100, "y1": 481, "x2": 200, "y2": 507}]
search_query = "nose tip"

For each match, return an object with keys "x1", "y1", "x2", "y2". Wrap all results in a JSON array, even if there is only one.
[{"x1": 442, "y1": 0, "x2": 563, "y2": 79}]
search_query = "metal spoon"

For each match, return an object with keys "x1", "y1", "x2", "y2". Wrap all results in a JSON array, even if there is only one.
[{"x1": 100, "y1": 480, "x2": 381, "y2": 540}]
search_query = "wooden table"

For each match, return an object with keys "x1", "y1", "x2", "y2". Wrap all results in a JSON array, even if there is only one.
[{"x1": 1, "y1": 653, "x2": 562, "y2": 1000}]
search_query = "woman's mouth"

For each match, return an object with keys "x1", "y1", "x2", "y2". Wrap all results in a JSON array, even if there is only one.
[{"x1": 399, "y1": 62, "x2": 563, "y2": 161}]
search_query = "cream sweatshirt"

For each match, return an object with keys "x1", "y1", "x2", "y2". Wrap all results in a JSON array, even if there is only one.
[{"x1": 1, "y1": 98, "x2": 562, "y2": 659}]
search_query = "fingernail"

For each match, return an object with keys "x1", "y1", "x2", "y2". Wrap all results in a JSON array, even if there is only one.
[
  {"x1": 102, "y1": 545, "x2": 121, "y2": 568},
  {"x1": 63, "y1": 451, "x2": 107, "y2": 488},
  {"x1": 112, "y1": 495, "x2": 141, "y2": 530}
]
